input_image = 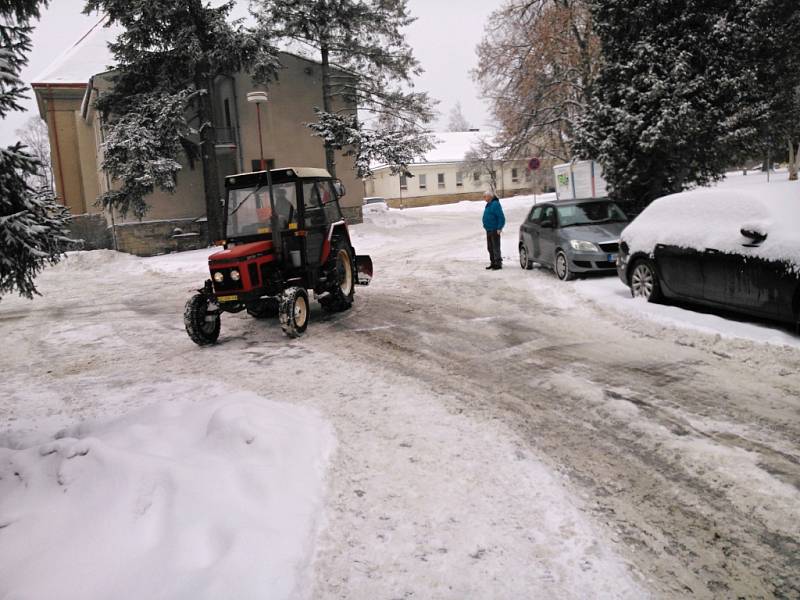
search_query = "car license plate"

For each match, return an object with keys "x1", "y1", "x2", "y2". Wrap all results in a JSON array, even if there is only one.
[
  {"x1": 217, "y1": 295, "x2": 238, "y2": 303},
  {"x1": 607, "y1": 254, "x2": 617, "y2": 263}
]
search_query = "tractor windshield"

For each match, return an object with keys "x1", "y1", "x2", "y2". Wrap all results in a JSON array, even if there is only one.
[{"x1": 226, "y1": 182, "x2": 298, "y2": 238}]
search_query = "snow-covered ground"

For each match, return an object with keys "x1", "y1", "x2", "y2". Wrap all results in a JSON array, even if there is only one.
[{"x1": 1, "y1": 171, "x2": 798, "y2": 599}]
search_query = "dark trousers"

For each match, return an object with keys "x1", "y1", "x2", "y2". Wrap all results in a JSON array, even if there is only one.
[{"x1": 486, "y1": 231, "x2": 502, "y2": 267}]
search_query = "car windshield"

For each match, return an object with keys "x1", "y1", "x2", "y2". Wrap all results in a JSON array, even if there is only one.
[
  {"x1": 556, "y1": 201, "x2": 627, "y2": 227},
  {"x1": 226, "y1": 182, "x2": 297, "y2": 238}
]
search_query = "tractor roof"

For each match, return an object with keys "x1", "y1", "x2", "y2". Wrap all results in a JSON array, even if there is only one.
[{"x1": 226, "y1": 167, "x2": 331, "y2": 180}]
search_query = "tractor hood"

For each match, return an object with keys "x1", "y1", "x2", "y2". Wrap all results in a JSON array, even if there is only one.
[{"x1": 209, "y1": 240, "x2": 273, "y2": 263}]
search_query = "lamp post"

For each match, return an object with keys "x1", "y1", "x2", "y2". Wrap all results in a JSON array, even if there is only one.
[
  {"x1": 246, "y1": 90, "x2": 279, "y2": 252},
  {"x1": 246, "y1": 91, "x2": 269, "y2": 171}
]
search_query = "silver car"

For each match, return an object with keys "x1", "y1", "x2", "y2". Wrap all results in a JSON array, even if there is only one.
[{"x1": 518, "y1": 199, "x2": 629, "y2": 280}]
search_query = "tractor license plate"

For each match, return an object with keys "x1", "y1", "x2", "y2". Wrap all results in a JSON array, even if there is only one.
[{"x1": 217, "y1": 295, "x2": 238, "y2": 303}]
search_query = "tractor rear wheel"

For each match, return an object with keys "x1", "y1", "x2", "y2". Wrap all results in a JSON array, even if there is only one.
[
  {"x1": 320, "y1": 245, "x2": 355, "y2": 313},
  {"x1": 279, "y1": 287, "x2": 309, "y2": 338},
  {"x1": 184, "y1": 293, "x2": 220, "y2": 346}
]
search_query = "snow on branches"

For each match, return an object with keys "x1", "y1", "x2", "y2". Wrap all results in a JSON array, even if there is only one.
[
  {"x1": 99, "y1": 91, "x2": 195, "y2": 219},
  {"x1": 307, "y1": 110, "x2": 433, "y2": 178},
  {"x1": 0, "y1": 145, "x2": 72, "y2": 299},
  {"x1": 1, "y1": 0, "x2": 73, "y2": 299},
  {"x1": 251, "y1": 0, "x2": 435, "y2": 177}
]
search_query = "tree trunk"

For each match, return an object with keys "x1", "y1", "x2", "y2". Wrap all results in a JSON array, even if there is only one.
[
  {"x1": 320, "y1": 44, "x2": 337, "y2": 177},
  {"x1": 789, "y1": 139, "x2": 798, "y2": 181},
  {"x1": 197, "y1": 80, "x2": 223, "y2": 241}
]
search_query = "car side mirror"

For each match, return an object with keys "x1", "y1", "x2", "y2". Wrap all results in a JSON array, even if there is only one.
[
  {"x1": 740, "y1": 227, "x2": 767, "y2": 246},
  {"x1": 540, "y1": 220, "x2": 553, "y2": 229},
  {"x1": 333, "y1": 179, "x2": 346, "y2": 198}
]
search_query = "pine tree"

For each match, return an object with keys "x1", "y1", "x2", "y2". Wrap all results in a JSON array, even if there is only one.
[
  {"x1": 447, "y1": 102, "x2": 472, "y2": 132},
  {"x1": 83, "y1": 0, "x2": 279, "y2": 239},
  {"x1": 743, "y1": 0, "x2": 800, "y2": 181},
  {"x1": 575, "y1": 0, "x2": 798, "y2": 211},
  {"x1": 1, "y1": 0, "x2": 73, "y2": 300},
  {"x1": 250, "y1": 0, "x2": 435, "y2": 178}
]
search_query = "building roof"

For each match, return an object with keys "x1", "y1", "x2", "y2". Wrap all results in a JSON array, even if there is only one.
[
  {"x1": 32, "y1": 15, "x2": 118, "y2": 86},
  {"x1": 370, "y1": 131, "x2": 496, "y2": 172},
  {"x1": 424, "y1": 131, "x2": 488, "y2": 163},
  {"x1": 31, "y1": 16, "x2": 339, "y2": 89}
]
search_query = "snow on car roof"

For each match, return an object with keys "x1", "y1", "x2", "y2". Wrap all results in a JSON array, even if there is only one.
[{"x1": 621, "y1": 178, "x2": 800, "y2": 270}]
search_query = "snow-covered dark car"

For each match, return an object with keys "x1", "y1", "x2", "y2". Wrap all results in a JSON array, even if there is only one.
[
  {"x1": 617, "y1": 182, "x2": 800, "y2": 329},
  {"x1": 518, "y1": 199, "x2": 629, "y2": 280}
]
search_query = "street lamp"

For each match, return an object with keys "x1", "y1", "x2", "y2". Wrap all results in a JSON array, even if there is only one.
[
  {"x1": 246, "y1": 91, "x2": 269, "y2": 170},
  {"x1": 246, "y1": 90, "x2": 279, "y2": 251}
]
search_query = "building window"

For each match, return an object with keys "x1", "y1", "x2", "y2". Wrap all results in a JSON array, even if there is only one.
[
  {"x1": 456, "y1": 171, "x2": 463, "y2": 187},
  {"x1": 400, "y1": 174, "x2": 408, "y2": 190},
  {"x1": 437, "y1": 173, "x2": 445, "y2": 188},
  {"x1": 251, "y1": 159, "x2": 275, "y2": 172},
  {"x1": 511, "y1": 168, "x2": 519, "y2": 183},
  {"x1": 418, "y1": 174, "x2": 427, "y2": 189},
  {"x1": 473, "y1": 171, "x2": 481, "y2": 184},
  {"x1": 224, "y1": 98, "x2": 232, "y2": 128}
]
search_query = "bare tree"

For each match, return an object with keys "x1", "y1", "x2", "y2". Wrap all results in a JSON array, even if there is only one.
[
  {"x1": 474, "y1": 0, "x2": 599, "y2": 162},
  {"x1": 447, "y1": 102, "x2": 472, "y2": 132},
  {"x1": 462, "y1": 137, "x2": 501, "y2": 193},
  {"x1": 15, "y1": 116, "x2": 53, "y2": 193}
]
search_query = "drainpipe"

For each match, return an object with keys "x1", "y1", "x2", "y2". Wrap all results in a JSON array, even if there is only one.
[{"x1": 226, "y1": 74, "x2": 244, "y2": 172}]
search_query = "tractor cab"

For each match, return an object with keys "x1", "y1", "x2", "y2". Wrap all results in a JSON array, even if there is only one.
[{"x1": 183, "y1": 167, "x2": 372, "y2": 344}]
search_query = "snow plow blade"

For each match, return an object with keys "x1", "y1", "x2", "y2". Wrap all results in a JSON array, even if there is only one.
[{"x1": 356, "y1": 255, "x2": 373, "y2": 285}]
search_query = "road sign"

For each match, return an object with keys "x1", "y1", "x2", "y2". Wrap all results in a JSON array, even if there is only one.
[{"x1": 528, "y1": 157, "x2": 541, "y2": 171}]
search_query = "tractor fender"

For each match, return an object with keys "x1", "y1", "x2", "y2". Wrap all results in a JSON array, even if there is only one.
[{"x1": 321, "y1": 220, "x2": 349, "y2": 264}]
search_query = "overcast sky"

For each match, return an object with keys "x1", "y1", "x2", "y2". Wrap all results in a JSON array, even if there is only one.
[{"x1": 0, "y1": 0, "x2": 499, "y2": 146}]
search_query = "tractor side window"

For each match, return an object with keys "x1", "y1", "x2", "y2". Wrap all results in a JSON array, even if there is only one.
[
  {"x1": 272, "y1": 183, "x2": 298, "y2": 230},
  {"x1": 303, "y1": 182, "x2": 326, "y2": 228},
  {"x1": 318, "y1": 181, "x2": 343, "y2": 223}
]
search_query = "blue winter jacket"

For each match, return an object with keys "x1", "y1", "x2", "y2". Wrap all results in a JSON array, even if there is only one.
[{"x1": 482, "y1": 197, "x2": 506, "y2": 231}]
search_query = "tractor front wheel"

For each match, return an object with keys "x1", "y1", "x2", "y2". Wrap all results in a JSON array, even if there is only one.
[
  {"x1": 279, "y1": 287, "x2": 309, "y2": 338},
  {"x1": 184, "y1": 293, "x2": 221, "y2": 346}
]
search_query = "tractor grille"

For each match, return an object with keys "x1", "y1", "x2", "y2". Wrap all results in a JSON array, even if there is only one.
[
  {"x1": 598, "y1": 241, "x2": 620, "y2": 253},
  {"x1": 248, "y1": 263, "x2": 260, "y2": 286}
]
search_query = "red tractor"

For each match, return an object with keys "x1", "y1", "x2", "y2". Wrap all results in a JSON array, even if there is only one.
[{"x1": 184, "y1": 167, "x2": 372, "y2": 344}]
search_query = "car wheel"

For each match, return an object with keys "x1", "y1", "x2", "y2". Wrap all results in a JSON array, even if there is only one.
[
  {"x1": 555, "y1": 250, "x2": 575, "y2": 281},
  {"x1": 519, "y1": 244, "x2": 533, "y2": 270},
  {"x1": 630, "y1": 259, "x2": 663, "y2": 302}
]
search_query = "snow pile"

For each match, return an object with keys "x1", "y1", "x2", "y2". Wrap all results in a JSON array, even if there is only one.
[
  {"x1": 622, "y1": 180, "x2": 800, "y2": 269},
  {"x1": 0, "y1": 395, "x2": 335, "y2": 600}
]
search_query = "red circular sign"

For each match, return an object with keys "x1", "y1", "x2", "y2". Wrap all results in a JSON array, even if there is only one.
[{"x1": 528, "y1": 157, "x2": 541, "y2": 171}]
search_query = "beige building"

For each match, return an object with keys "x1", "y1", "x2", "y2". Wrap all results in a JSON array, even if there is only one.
[
  {"x1": 32, "y1": 18, "x2": 363, "y2": 256},
  {"x1": 365, "y1": 131, "x2": 554, "y2": 208}
]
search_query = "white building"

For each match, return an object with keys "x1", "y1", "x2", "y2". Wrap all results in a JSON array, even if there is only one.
[{"x1": 364, "y1": 131, "x2": 552, "y2": 208}]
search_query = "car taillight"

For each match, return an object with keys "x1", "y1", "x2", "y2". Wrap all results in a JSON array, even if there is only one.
[{"x1": 620, "y1": 241, "x2": 629, "y2": 254}]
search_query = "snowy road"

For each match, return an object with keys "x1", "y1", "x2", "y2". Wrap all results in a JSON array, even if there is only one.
[{"x1": 2, "y1": 193, "x2": 799, "y2": 598}]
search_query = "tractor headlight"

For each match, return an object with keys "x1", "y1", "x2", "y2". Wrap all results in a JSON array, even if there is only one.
[
  {"x1": 569, "y1": 240, "x2": 600, "y2": 253},
  {"x1": 230, "y1": 269, "x2": 241, "y2": 281},
  {"x1": 213, "y1": 271, "x2": 224, "y2": 283}
]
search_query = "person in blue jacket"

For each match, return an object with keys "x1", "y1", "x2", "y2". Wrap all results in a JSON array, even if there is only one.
[{"x1": 482, "y1": 190, "x2": 505, "y2": 270}]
